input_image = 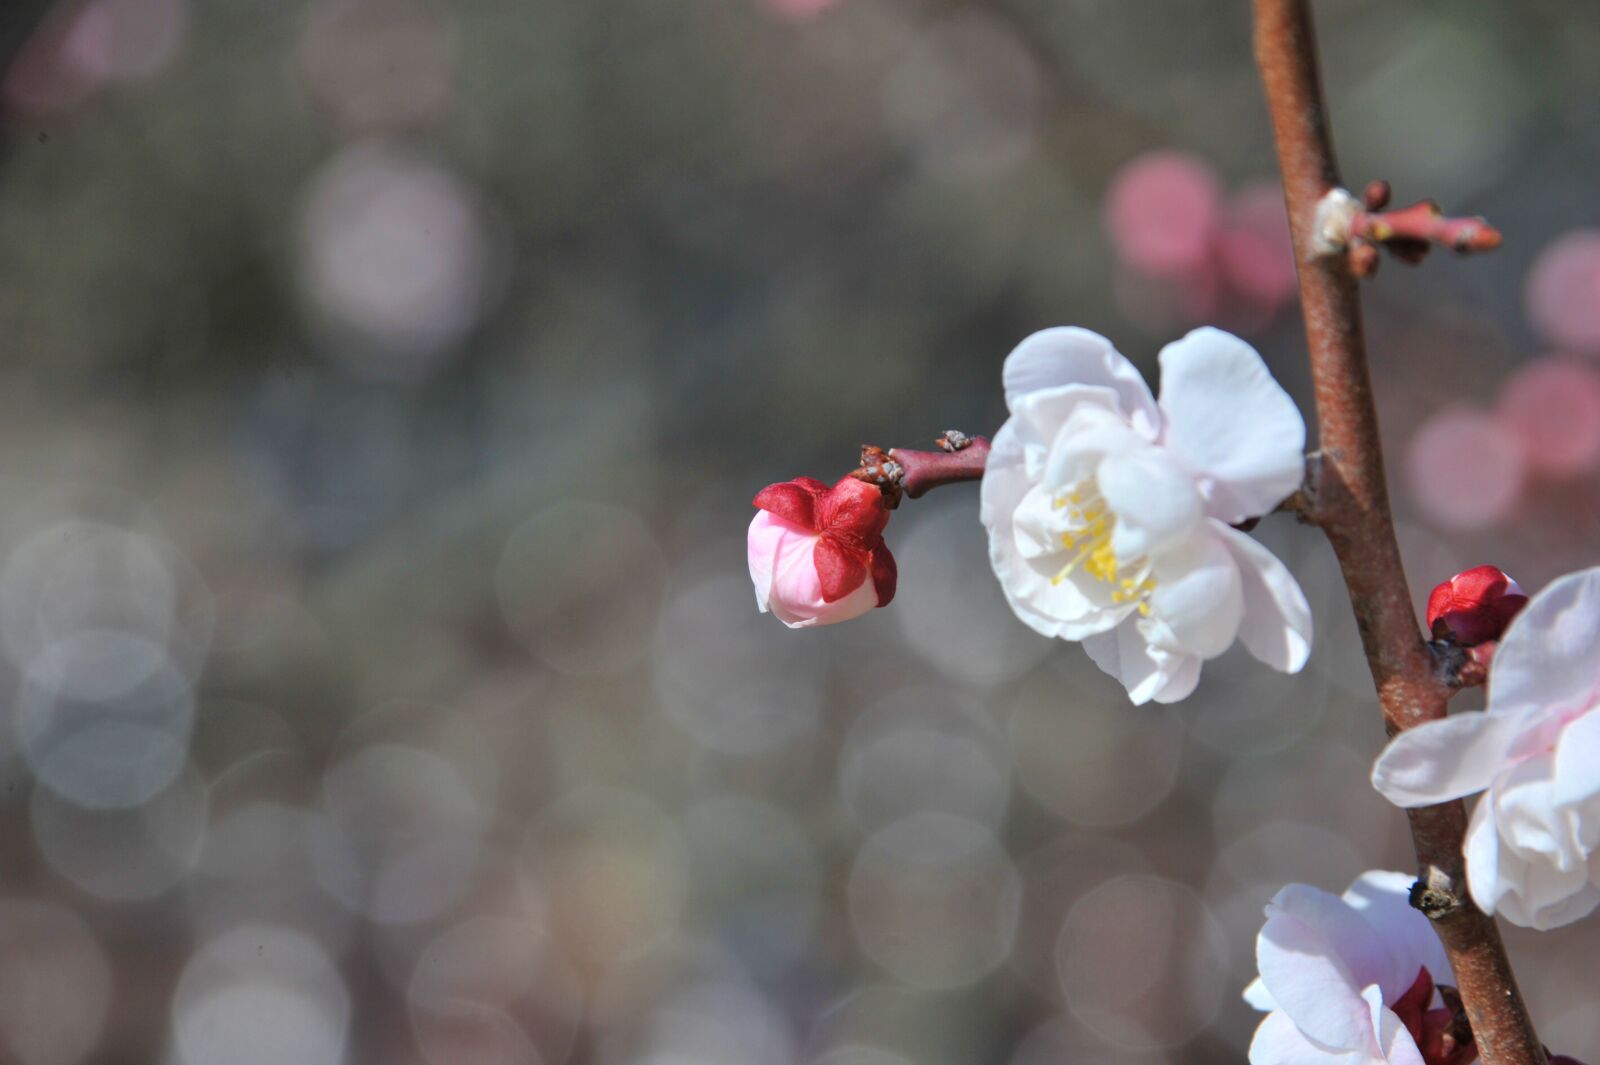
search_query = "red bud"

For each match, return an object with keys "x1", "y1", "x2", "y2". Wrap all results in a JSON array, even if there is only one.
[{"x1": 1426, "y1": 565, "x2": 1527, "y2": 646}]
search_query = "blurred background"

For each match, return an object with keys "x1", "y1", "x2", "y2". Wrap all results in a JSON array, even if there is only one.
[{"x1": 0, "y1": 0, "x2": 1598, "y2": 1062}]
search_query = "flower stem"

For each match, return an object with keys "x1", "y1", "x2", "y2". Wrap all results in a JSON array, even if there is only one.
[
  {"x1": 851, "y1": 436, "x2": 991, "y2": 505},
  {"x1": 1252, "y1": 2, "x2": 1543, "y2": 1062}
]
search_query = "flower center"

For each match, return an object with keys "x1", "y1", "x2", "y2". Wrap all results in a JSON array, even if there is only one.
[{"x1": 1050, "y1": 484, "x2": 1157, "y2": 615}]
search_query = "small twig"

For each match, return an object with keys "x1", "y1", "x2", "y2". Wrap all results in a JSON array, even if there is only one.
[
  {"x1": 1431, "y1": 638, "x2": 1494, "y2": 693},
  {"x1": 1253, "y1": 2, "x2": 1543, "y2": 1062},
  {"x1": 1320, "y1": 179, "x2": 1503, "y2": 278},
  {"x1": 850, "y1": 435, "x2": 991, "y2": 507}
]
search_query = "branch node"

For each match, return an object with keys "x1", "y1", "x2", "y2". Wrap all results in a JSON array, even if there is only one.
[
  {"x1": 1311, "y1": 186, "x2": 1363, "y2": 258},
  {"x1": 1411, "y1": 868, "x2": 1467, "y2": 921}
]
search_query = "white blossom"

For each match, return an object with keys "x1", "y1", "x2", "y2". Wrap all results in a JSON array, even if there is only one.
[
  {"x1": 980, "y1": 326, "x2": 1312, "y2": 703},
  {"x1": 1245, "y1": 871, "x2": 1454, "y2": 1065},
  {"x1": 1373, "y1": 565, "x2": 1600, "y2": 929}
]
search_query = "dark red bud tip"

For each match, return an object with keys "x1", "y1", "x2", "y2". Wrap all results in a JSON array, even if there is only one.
[{"x1": 1427, "y1": 565, "x2": 1528, "y2": 647}]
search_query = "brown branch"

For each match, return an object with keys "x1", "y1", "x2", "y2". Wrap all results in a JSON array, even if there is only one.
[
  {"x1": 1252, "y1": 3, "x2": 1544, "y2": 1063},
  {"x1": 851, "y1": 435, "x2": 991, "y2": 506}
]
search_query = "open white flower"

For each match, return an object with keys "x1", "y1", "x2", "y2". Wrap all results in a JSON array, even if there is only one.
[
  {"x1": 979, "y1": 326, "x2": 1312, "y2": 703},
  {"x1": 1373, "y1": 565, "x2": 1600, "y2": 930},
  {"x1": 1244, "y1": 871, "x2": 1458, "y2": 1065}
]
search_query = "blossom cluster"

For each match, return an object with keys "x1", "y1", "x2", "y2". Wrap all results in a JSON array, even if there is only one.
[{"x1": 748, "y1": 318, "x2": 1600, "y2": 1057}]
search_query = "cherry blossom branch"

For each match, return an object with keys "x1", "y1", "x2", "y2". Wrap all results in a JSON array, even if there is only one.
[
  {"x1": 850, "y1": 433, "x2": 991, "y2": 507},
  {"x1": 1252, "y1": 3, "x2": 1543, "y2": 1063}
]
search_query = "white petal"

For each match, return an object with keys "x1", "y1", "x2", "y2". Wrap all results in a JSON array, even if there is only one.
[
  {"x1": 747, "y1": 513, "x2": 782, "y2": 611},
  {"x1": 1151, "y1": 652, "x2": 1203, "y2": 703},
  {"x1": 1147, "y1": 532, "x2": 1244, "y2": 659},
  {"x1": 1464, "y1": 794, "x2": 1503, "y2": 917},
  {"x1": 1257, "y1": 885, "x2": 1384, "y2": 1051},
  {"x1": 1157, "y1": 327, "x2": 1307, "y2": 523},
  {"x1": 978, "y1": 419, "x2": 1028, "y2": 528},
  {"x1": 1012, "y1": 483, "x2": 1073, "y2": 561},
  {"x1": 1213, "y1": 521, "x2": 1313, "y2": 673},
  {"x1": 1003, "y1": 326, "x2": 1160, "y2": 436},
  {"x1": 1370, "y1": 712, "x2": 1518, "y2": 807},
  {"x1": 1243, "y1": 976, "x2": 1278, "y2": 1012},
  {"x1": 1082, "y1": 617, "x2": 1187, "y2": 704},
  {"x1": 1340, "y1": 871, "x2": 1451, "y2": 995},
  {"x1": 1013, "y1": 384, "x2": 1127, "y2": 481},
  {"x1": 1365, "y1": 988, "x2": 1425, "y2": 1065},
  {"x1": 1490, "y1": 565, "x2": 1600, "y2": 722},
  {"x1": 1248, "y1": 1010, "x2": 1348, "y2": 1065},
  {"x1": 1493, "y1": 755, "x2": 1576, "y2": 868},
  {"x1": 1554, "y1": 709, "x2": 1600, "y2": 808},
  {"x1": 1097, "y1": 446, "x2": 1205, "y2": 560},
  {"x1": 1043, "y1": 403, "x2": 1155, "y2": 488}
]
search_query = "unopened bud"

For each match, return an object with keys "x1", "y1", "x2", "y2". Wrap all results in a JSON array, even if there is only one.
[{"x1": 1427, "y1": 565, "x2": 1527, "y2": 646}]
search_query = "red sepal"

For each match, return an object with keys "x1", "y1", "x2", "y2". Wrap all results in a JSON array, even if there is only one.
[
  {"x1": 1390, "y1": 967, "x2": 1432, "y2": 1039},
  {"x1": 870, "y1": 545, "x2": 897, "y2": 607},
  {"x1": 753, "y1": 479, "x2": 825, "y2": 529},
  {"x1": 818, "y1": 476, "x2": 890, "y2": 545},
  {"x1": 813, "y1": 535, "x2": 869, "y2": 602}
]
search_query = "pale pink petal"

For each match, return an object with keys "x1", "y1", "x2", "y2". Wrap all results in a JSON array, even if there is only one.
[
  {"x1": 1243, "y1": 976, "x2": 1277, "y2": 1012},
  {"x1": 1213, "y1": 521, "x2": 1312, "y2": 673},
  {"x1": 1364, "y1": 987, "x2": 1425, "y2": 1065},
  {"x1": 1370, "y1": 712, "x2": 1519, "y2": 807},
  {"x1": 1464, "y1": 796, "x2": 1504, "y2": 917},
  {"x1": 1490, "y1": 565, "x2": 1600, "y2": 723},
  {"x1": 748, "y1": 512, "x2": 809, "y2": 611},
  {"x1": 1256, "y1": 884, "x2": 1379, "y2": 1051},
  {"x1": 1002, "y1": 327, "x2": 1160, "y2": 437},
  {"x1": 1340, "y1": 871, "x2": 1452, "y2": 997},
  {"x1": 1247, "y1": 1009, "x2": 1340, "y2": 1065},
  {"x1": 1156, "y1": 327, "x2": 1307, "y2": 523},
  {"x1": 1554, "y1": 709, "x2": 1600, "y2": 808}
]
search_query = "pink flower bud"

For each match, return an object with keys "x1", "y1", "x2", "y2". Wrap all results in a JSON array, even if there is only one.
[
  {"x1": 1426, "y1": 565, "x2": 1528, "y2": 646},
  {"x1": 748, "y1": 475, "x2": 897, "y2": 628}
]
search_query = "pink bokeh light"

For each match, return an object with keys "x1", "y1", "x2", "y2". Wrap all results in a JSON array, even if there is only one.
[
  {"x1": 1217, "y1": 182, "x2": 1296, "y2": 308},
  {"x1": 1104, "y1": 151, "x2": 1222, "y2": 280},
  {"x1": 757, "y1": 0, "x2": 845, "y2": 20},
  {"x1": 1525, "y1": 230, "x2": 1600, "y2": 355},
  {"x1": 1404, "y1": 406, "x2": 1526, "y2": 531},
  {"x1": 1496, "y1": 356, "x2": 1600, "y2": 477}
]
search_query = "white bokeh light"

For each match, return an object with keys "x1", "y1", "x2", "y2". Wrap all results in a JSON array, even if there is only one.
[
  {"x1": 16, "y1": 631, "x2": 196, "y2": 808},
  {"x1": 30, "y1": 762, "x2": 207, "y2": 900},
  {"x1": 848, "y1": 812, "x2": 1020, "y2": 990},
  {"x1": 1008, "y1": 663, "x2": 1184, "y2": 828},
  {"x1": 298, "y1": 143, "x2": 493, "y2": 375},
  {"x1": 307, "y1": 743, "x2": 488, "y2": 924},
  {"x1": 172, "y1": 925, "x2": 350, "y2": 1065},
  {"x1": 1055, "y1": 875, "x2": 1229, "y2": 1050},
  {"x1": 409, "y1": 915, "x2": 583, "y2": 1065},
  {"x1": 838, "y1": 685, "x2": 1010, "y2": 833}
]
